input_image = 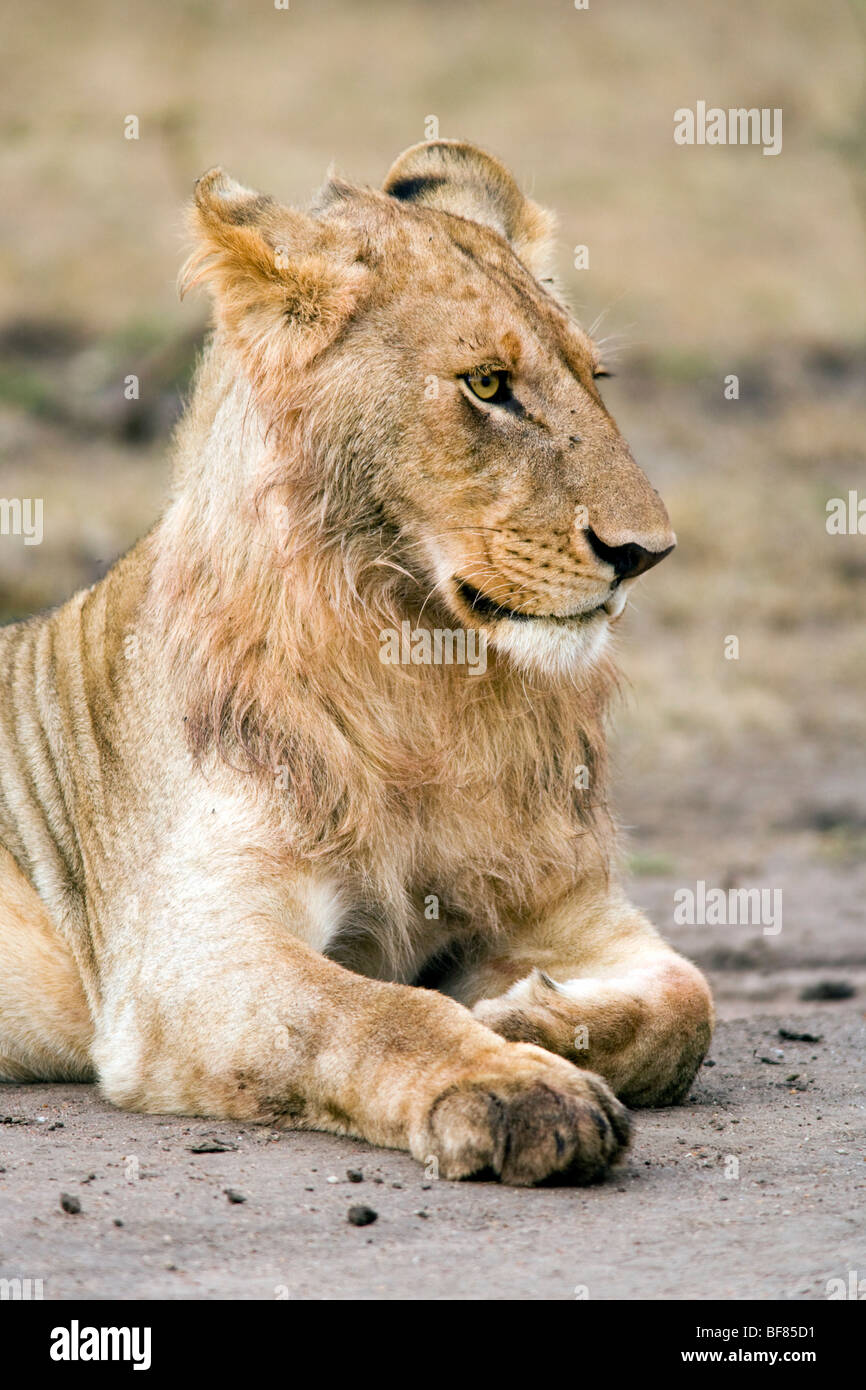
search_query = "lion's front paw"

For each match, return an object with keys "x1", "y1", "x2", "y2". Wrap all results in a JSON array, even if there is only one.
[
  {"x1": 471, "y1": 963, "x2": 714, "y2": 1107},
  {"x1": 412, "y1": 1045, "x2": 630, "y2": 1186}
]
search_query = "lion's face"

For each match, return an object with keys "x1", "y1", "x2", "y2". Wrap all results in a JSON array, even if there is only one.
[{"x1": 187, "y1": 141, "x2": 675, "y2": 677}]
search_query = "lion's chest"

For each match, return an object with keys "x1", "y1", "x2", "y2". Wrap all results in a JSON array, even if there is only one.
[{"x1": 318, "y1": 773, "x2": 586, "y2": 984}]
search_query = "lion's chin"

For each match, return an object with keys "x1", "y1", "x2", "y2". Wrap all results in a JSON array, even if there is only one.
[{"x1": 485, "y1": 610, "x2": 611, "y2": 679}]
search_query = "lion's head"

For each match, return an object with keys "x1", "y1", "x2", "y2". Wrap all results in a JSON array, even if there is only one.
[{"x1": 179, "y1": 139, "x2": 674, "y2": 680}]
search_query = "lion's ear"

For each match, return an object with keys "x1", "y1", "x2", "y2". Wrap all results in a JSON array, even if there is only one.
[
  {"x1": 383, "y1": 141, "x2": 557, "y2": 280},
  {"x1": 182, "y1": 168, "x2": 368, "y2": 371}
]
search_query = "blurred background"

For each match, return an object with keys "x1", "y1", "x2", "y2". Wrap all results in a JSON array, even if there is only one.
[{"x1": 1, "y1": 0, "x2": 864, "y2": 1014}]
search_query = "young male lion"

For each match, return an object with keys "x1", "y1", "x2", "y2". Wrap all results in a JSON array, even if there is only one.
[{"x1": 0, "y1": 141, "x2": 712, "y2": 1184}]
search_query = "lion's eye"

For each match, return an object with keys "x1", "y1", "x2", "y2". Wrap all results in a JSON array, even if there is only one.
[{"x1": 464, "y1": 371, "x2": 510, "y2": 403}]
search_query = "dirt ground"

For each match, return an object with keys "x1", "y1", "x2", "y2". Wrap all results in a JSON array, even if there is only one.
[
  {"x1": 2, "y1": 1009, "x2": 863, "y2": 1301},
  {"x1": 2, "y1": 1018, "x2": 862, "y2": 1302}
]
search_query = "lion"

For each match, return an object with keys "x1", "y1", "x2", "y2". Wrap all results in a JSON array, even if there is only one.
[{"x1": 0, "y1": 140, "x2": 712, "y2": 1184}]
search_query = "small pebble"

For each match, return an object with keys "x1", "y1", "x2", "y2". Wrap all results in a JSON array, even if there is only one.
[
  {"x1": 347, "y1": 1204, "x2": 378, "y2": 1227},
  {"x1": 225, "y1": 1188, "x2": 247, "y2": 1204},
  {"x1": 60, "y1": 1193, "x2": 81, "y2": 1215},
  {"x1": 347, "y1": 1170, "x2": 364, "y2": 1183}
]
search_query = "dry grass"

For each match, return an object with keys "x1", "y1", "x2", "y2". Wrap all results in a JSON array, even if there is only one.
[{"x1": 2, "y1": 0, "x2": 863, "y2": 346}]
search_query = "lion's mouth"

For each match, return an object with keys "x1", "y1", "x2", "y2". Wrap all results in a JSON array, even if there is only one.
[{"x1": 455, "y1": 579, "x2": 610, "y2": 625}]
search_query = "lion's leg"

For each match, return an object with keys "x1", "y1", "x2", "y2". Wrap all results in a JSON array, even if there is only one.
[
  {"x1": 91, "y1": 914, "x2": 628, "y2": 1185},
  {"x1": 0, "y1": 845, "x2": 95, "y2": 1081},
  {"x1": 447, "y1": 882, "x2": 713, "y2": 1108}
]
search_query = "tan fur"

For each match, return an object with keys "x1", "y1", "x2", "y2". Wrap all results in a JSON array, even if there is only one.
[
  {"x1": 0, "y1": 142, "x2": 712, "y2": 1184},
  {"x1": 0, "y1": 847, "x2": 94, "y2": 1080}
]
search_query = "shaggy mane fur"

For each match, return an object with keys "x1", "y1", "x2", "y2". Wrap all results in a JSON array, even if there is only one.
[{"x1": 146, "y1": 148, "x2": 636, "y2": 968}]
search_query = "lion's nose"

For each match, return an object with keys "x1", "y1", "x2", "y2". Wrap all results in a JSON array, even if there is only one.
[{"x1": 585, "y1": 528, "x2": 675, "y2": 584}]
